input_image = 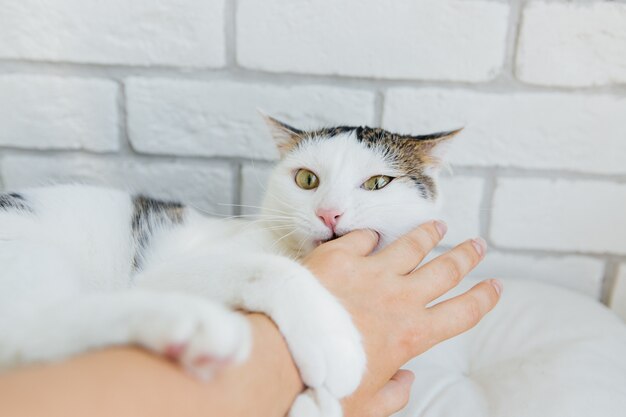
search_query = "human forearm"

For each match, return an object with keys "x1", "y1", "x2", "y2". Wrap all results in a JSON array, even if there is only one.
[{"x1": 0, "y1": 314, "x2": 303, "y2": 417}]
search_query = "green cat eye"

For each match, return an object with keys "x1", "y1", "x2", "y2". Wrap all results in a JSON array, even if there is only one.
[
  {"x1": 295, "y1": 169, "x2": 319, "y2": 190},
  {"x1": 362, "y1": 175, "x2": 392, "y2": 191}
]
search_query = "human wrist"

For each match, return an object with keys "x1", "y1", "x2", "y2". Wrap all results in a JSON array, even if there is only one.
[{"x1": 243, "y1": 314, "x2": 304, "y2": 415}]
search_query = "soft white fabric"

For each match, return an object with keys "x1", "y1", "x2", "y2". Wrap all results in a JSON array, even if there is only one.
[{"x1": 399, "y1": 279, "x2": 626, "y2": 417}]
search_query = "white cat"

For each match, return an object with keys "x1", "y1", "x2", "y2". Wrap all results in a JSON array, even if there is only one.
[{"x1": 0, "y1": 115, "x2": 458, "y2": 417}]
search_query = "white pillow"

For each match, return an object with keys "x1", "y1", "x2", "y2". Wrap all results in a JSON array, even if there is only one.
[{"x1": 399, "y1": 278, "x2": 626, "y2": 417}]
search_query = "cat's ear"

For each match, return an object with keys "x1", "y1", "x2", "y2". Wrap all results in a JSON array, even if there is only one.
[
  {"x1": 409, "y1": 128, "x2": 463, "y2": 172},
  {"x1": 260, "y1": 112, "x2": 304, "y2": 157}
]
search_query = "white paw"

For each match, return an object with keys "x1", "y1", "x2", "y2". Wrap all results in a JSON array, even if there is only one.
[
  {"x1": 289, "y1": 388, "x2": 343, "y2": 417},
  {"x1": 136, "y1": 296, "x2": 251, "y2": 380},
  {"x1": 278, "y1": 277, "x2": 366, "y2": 399}
]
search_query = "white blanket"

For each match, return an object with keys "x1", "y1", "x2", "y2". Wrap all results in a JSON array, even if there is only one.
[{"x1": 399, "y1": 279, "x2": 626, "y2": 417}]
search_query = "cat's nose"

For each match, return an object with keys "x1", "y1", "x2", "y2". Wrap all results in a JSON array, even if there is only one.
[{"x1": 316, "y1": 208, "x2": 343, "y2": 230}]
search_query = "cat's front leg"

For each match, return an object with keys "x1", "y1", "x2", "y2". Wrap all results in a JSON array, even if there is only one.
[
  {"x1": 256, "y1": 257, "x2": 366, "y2": 399},
  {"x1": 2, "y1": 291, "x2": 251, "y2": 380},
  {"x1": 138, "y1": 253, "x2": 366, "y2": 405}
]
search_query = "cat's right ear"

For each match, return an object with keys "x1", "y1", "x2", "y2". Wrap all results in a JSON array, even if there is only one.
[{"x1": 260, "y1": 112, "x2": 304, "y2": 157}]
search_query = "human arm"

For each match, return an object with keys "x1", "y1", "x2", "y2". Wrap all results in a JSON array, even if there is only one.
[{"x1": 0, "y1": 221, "x2": 500, "y2": 417}]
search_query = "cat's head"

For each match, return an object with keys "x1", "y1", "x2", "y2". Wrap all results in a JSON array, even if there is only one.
[{"x1": 260, "y1": 115, "x2": 460, "y2": 257}]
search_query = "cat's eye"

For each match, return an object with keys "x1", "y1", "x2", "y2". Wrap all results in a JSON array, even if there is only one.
[
  {"x1": 295, "y1": 169, "x2": 319, "y2": 190},
  {"x1": 362, "y1": 175, "x2": 393, "y2": 191}
]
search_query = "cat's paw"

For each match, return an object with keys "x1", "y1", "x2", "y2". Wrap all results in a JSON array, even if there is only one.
[
  {"x1": 136, "y1": 296, "x2": 251, "y2": 380},
  {"x1": 278, "y1": 278, "x2": 366, "y2": 399},
  {"x1": 289, "y1": 388, "x2": 343, "y2": 417}
]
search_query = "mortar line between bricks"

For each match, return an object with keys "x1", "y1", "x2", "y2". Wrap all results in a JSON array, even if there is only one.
[
  {"x1": 1, "y1": 59, "x2": 625, "y2": 96},
  {"x1": 479, "y1": 169, "x2": 497, "y2": 244},
  {"x1": 3, "y1": 147, "x2": 626, "y2": 183},
  {"x1": 600, "y1": 260, "x2": 619, "y2": 305},
  {"x1": 232, "y1": 162, "x2": 243, "y2": 216},
  {"x1": 115, "y1": 81, "x2": 135, "y2": 155},
  {"x1": 224, "y1": 0, "x2": 238, "y2": 68},
  {"x1": 501, "y1": 0, "x2": 524, "y2": 77},
  {"x1": 509, "y1": 0, "x2": 528, "y2": 79}
]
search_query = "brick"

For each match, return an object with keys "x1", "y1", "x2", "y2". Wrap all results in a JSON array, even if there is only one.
[
  {"x1": 383, "y1": 88, "x2": 626, "y2": 175},
  {"x1": 0, "y1": 0, "x2": 225, "y2": 67},
  {"x1": 237, "y1": 0, "x2": 509, "y2": 81},
  {"x1": 126, "y1": 79, "x2": 375, "y2": 159},
  {"x1": 610, "y1": 265, "x2": 626, "y2": 321},
  {"x1": 471, "y1": 252, "x2": 605, "y2": 299},
  {"x1": 516, "y1": 2, "x2": 626, "y2": 87},
  {"x1": 491, "y1": 178, "x2": 626, "y2": 254},
  {"x1": 0, "y1": 75, "x2": 118, "y2": 152},
  {"x1": 438, "y1": 176, "x2": 484, "y2": 246},
  {"x1": 1, "y1": 155, "x2": 234, "y2": 215}
]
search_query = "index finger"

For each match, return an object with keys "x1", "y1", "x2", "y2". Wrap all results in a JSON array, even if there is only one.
[
  {"x1": 374, "y1": 221, "x2": 447, "y2": 275},
  {"x1": 330, "y1": 229, "x2": 379, "y2": 256}
]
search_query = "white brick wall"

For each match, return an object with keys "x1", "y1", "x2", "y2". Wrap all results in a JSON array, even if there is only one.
[
  {"x1": 0, "y1": 75, "x2": 118, "y2": 151},
  {"x1": 1, "y1": 0, "x2": 625, "y2": 314},
  {"x1": 517, "y1": 2, "x2": 626, "y2": 87},
  {"x1": 126, "y1": 79, "x2": 375, "y2": 159},
  {"x1": 237, "y1": 0, "x2": 510, "y2": 81},
  {"x1": 0, "y1": 0, "x2": 226, "y2": 67},
  {"x1": 1, "y1": 155, "x2": 234, "y2": 215},
  {"x1": 383, "y1": 89, "x2": 626, "y2": 175},
  {"x1": 491, "y1": 178, "x2": 626, "y2": 255}
]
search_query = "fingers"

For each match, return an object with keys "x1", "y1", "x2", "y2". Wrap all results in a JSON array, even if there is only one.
[
  {"x1": 426, "y1": 279, "x2": 502, "y2": 344},
  {"x1": 363, "y1": 369, "x2": 415, "y2": 417},
  {"x1": 330, "y1": 229, "x2": 380, "y2": 256},
  {"x1": 374, "y1": 221, "x2": 447, "y2": 274},
  {"x1": 410, "y1": 237, "x2": 486, "y2": 302}
]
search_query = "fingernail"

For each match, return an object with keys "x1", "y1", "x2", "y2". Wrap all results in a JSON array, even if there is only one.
[
  {"x1": 490, "y1": 279, "x2": 503, "y2": 296},
  {"x1": 471, "y1": 237, "x2": 487, "y2": 257},
  {"x1": 434, "y1": 220, "x2": 447, "y2": 238}
]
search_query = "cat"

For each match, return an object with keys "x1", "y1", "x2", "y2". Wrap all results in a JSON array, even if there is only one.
[{"x1": 0, "y1": 115, "x2": 459, "y2": 417}]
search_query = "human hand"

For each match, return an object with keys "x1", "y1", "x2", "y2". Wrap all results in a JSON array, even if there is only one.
[{"x1": 302, "y1": 221, "x2": 501, "y2": 416}]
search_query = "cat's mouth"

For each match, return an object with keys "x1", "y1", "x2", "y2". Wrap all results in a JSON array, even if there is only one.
[{"x1": 315, "y1": 232, "x2": 342, "y2": 246}]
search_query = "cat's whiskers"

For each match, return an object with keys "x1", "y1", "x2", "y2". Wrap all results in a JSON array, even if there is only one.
[
  {"x1": 246, "y1": 160, "x2": 303, "y2": 215},
  {"x1": 294, "y1": 232, "x2": 312, "y2": 258},
  {"x1": 270, "y1": 228, "x2": 298, "y2": 252},
  {"x1": 218, "y1": 203, "x2": 293, "y2": 216}
]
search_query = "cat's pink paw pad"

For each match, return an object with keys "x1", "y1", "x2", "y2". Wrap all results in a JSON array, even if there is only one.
[
  {"x1": 164, "y1": 343, "x2": 186, "y2": 360},
  {"x1": 192, "y1": 354, "x2": 231, "y2": 368}
]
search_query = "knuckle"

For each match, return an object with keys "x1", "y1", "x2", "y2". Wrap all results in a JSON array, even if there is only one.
[
  {"x1": 425, "y1": 221, "x2": 443, "y2": 243},
  {"x1": 440, "y1": 258, "x2": 462, "y2": 283},
  {"x1": 417, "y1": 226, "x2": 439, "y2": 248},
  {"x1": 402, "y1": 235, "x2": 424, "y2": 257},
  {"x1": 463, "y1": 240, "x2": 482, "y2": 264},
  {"x1": 464, "y1": 296, "x2": 483, "y2": 327}
]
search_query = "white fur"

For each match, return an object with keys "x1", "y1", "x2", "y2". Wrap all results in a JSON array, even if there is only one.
[
  {"x1": 263, "y1": 131, "x2": 441, "y2": 255},
  {"x1": 0, "y1": 129, "x2": 446, "y2": 416}
]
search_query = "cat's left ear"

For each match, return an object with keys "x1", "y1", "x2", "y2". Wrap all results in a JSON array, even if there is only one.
[
  {"x1": 410, "y1": 128, "x2": 463, "y2": 172},
  {"x1": 260, "y1": 112, "x2": 304, "y2": 157}
]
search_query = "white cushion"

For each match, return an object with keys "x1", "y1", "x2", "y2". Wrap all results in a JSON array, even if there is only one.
[{"x1": 399, "y1": 279, "x2": 626, "y2": 417}]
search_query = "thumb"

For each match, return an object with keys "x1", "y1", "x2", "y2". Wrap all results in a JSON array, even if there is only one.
[{"x1": 330, "y1": 229, "x2": 379, "y2": 256}]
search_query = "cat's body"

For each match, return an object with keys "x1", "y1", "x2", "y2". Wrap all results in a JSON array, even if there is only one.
[{"x1": 0, "y1": 118, "x2": 458, "y2": 417}]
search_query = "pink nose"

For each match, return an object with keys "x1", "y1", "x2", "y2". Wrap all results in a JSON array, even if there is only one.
[{"x1": 316, "y1": 209, "x2": 343, "y2": 230}]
